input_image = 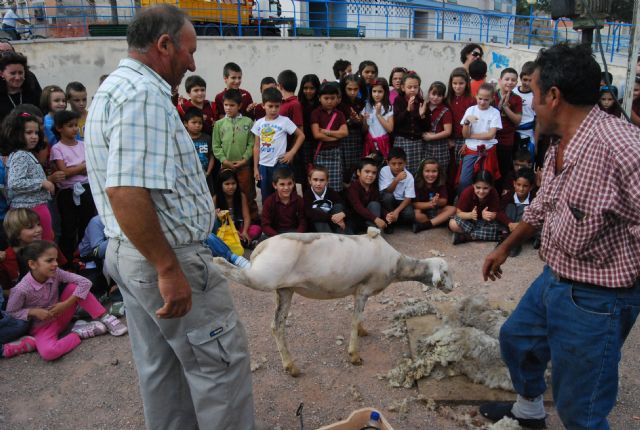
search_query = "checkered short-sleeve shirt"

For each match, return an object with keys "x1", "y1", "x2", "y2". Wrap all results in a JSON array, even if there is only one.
[
  {"x1": 85, "y1": 58, "x2": 214, "y2": 246},
  {"x1": 523, "y1": 107, "x2": 640, "y2": 288}
]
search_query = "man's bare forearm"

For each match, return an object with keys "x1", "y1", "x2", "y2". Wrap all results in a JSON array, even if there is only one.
[{"x1": 107, "y1": 186, "x2": 179, "y2": 275}]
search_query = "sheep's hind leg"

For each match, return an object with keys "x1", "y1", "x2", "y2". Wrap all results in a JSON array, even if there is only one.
[
  {"x1": 271, "y1": 288, "x2": 299, "y2": 376},
  {"x1": 348, "y1": 293, "x2": 369, "y2": 365}
]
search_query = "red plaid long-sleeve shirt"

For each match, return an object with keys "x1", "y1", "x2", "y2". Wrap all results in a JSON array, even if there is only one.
[{"x1": 522, "y1": 107, "x2": 640, "y2": 288}]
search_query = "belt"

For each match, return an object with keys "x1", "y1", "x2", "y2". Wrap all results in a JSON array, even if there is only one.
[{"x1": 552, "y1": 269, "x2": 639, "y2": 290}]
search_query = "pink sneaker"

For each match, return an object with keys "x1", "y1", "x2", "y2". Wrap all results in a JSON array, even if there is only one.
[
  {"x1": 71, "y1": 320, "x2": 107, "y2": 339},
  {"x1": 100, "y1": 314, "x2": 128, "y2": 337},
  {"x1": 3, "y1": 335, "x2": 37, "y2": 358}
]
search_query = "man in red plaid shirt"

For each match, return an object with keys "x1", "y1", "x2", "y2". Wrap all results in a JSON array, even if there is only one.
[{"x1": 479, "y1": 43, "x2": 640, "y2": 429}]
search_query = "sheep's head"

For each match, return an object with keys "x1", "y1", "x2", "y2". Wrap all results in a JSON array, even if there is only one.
[{"x1": 426, "y1": 258, "x2": 454, "y2": 293}]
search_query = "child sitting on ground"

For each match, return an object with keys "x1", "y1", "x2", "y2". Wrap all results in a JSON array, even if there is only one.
[
  {"x1": 0, "y1": 208, "x2": 67, "y2": 291},
  {"x1": 213, "y1": 169, "x2": 261, "y2": 246},
  {"x1": 379, "y1": 147, "x2": 415, "y2": 233},
  {"x1": 261, "y1": 167, "x2": 306, "y2": 237},
  {"x1": 500, "y1": 167, "x2": 537, "y2": 256},
  {"x1": 214, "y1": 62, "x2": 254, "y2": 119},
  {"x1": 345, "y1": 157, "x2": 387, "y2": 233},
  {"x1": 0, "y1": 291, "x2": 35, "y2": 359},
  {"x1": 303, "y1": 165, "x2": 348, "y2": 233},
  {"x1": 6, "y1": 240, "x2": 127, "y2": 361},
  {"x1": 252, "y1": 87, "x2": 305, "y2": 201},
  {"x1": 449, "y1": 170, "x2": 509, "y2": 245},
  {"x1": 412, "y1": 158, "x2": 456, "y2": 233}
]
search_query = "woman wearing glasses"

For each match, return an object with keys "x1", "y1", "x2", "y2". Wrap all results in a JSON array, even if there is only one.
[{"x1": 460, "y1": 43, "x2": 484, "y2": 72}]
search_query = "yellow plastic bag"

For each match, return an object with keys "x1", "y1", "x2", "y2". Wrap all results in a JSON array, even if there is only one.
[{"x1": 216, "y1": 210, "x2": 244, "y2": 255}]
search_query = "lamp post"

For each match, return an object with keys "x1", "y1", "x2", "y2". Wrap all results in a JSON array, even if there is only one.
[{"x1": 526, "y1": 0, "x2": 536, "y2": 49}]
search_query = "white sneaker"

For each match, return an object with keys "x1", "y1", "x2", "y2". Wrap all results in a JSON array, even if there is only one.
[
  {"x1": 72, "y1": 320, "x2": 107, "y2": 339},
  {"x1": 100, "y1": 314, "x2": 128, "y2": 336}
]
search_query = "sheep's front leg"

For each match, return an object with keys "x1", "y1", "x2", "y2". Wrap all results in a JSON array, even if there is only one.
[
  {"x1": 271, "y1": 288, "x2": 299, "y2": 376},
  {"x1": 348, "y1": 292, "x2": 369, "y2": 365}
]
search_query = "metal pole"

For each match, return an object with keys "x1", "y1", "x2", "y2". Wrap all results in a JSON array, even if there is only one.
[
  {"x1": 527, "y1": 4, "x2": 533, "y2": 48},
  {"x1": 441, "y1": 0, "x2": 444, "y2": 39},
  {"x1": 623, "y1": 0, "x2": 640, "y2": 117}
]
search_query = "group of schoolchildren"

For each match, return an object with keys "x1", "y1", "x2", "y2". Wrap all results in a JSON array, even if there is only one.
[
  {"x1": 0, "y1": 81, "x2": 127, "y2": 362},
  {"x1": 173, "y1": 59, "x2": 542, "y2": 255},
  {"x1": 0, "y1": 52, "x2": 623, "y2": 363}
]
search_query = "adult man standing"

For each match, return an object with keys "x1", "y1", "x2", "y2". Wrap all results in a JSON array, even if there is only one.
[
  {"x1": 84, "y1": 5, "x2": 255, "y2": 429},
  {"x1": 480, "y1": 43, "x2": 640, "y2": 429}
]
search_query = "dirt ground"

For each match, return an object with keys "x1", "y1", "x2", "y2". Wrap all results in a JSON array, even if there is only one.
[{"x1": 2, "y1": 226, "x2": 640, "y2": 429}]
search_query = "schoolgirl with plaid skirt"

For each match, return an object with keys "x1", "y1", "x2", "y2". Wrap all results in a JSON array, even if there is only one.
[
  {"x1": 392, "y1": 72, "x2": 429, "y2": 175},
  {"x1": 310, "y1": 83, "x2": 349, "y2": 191},
  {"x1": 298, "y1": 74, "x2": 321, "y2": 169},
  {"x1": 339, "y1": 75, "x2": 366, "y2": 184},
  {"x1": 446, "y1": 68, "x2": 476, "y2": 200},
  {"x1": 423, "y1": 81, "x2": 453, "y2": 175},
  {"x1": 448, "y1": 170, "x2": 509, "y2": 245},
  {"x1": 361, "y1": 78, "x2": 394, "y2": 160}
]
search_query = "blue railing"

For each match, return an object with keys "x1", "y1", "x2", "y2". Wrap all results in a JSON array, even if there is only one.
[{"x1": 2, "y1": 0, "x2": 632, "y2": 62}]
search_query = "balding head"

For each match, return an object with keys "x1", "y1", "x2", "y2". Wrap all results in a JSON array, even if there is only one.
[{"x1": 126, "y1": 4, "x2": 189, "y2": 53}]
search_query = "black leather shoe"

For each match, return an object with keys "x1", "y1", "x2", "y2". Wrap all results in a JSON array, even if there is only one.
[{"x1": 479, "y1": 402, "x2": 546, "y2": 429}]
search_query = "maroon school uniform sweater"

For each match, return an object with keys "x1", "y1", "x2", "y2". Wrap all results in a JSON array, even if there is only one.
[
  {"x1": 456, "y1": 185, "x2": 510, "y2": 226},
  {"x1": 214, "y1": 88, "x2": 254, "y2": 119},
  {"x1": 449, "y1": 95, "x2": 476, "y2": 139},
  {"x1": 345, "y1": 180, "x2": 383, "y2": 223},
  {"x1": 310, "y1": 108, "x2": 347, "y2": 151},
  {"x1": 393, "y1": 95, "x2": 429, "y2": 139},
  {"x1": 493, "y1": 92, "x2": 523, "y2": 147},
  {"x1": 261, "y1": 192, "x2": 307, "y2": 236}
]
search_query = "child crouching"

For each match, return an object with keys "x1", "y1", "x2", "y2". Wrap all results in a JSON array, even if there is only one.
[{"x1": 6, "y1": 240, "x2": 127, "y2": 361}]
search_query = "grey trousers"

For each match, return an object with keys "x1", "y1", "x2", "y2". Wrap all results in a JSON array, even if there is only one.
[{"x1": 106, "y1": 240, "x2": 255, "y2": 430}]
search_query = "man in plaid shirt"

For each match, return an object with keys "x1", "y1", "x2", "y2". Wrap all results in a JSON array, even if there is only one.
[
  {"x1": 480, "y1": 43, "x2": 640, "y2": 429},
  {"x1": 85, "y1": 5, "x2": 255, "y2": 429}
]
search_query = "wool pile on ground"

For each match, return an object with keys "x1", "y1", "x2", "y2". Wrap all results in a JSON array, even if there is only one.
[{"x1": 387, "y1": 296, "x2": 514, "y2": 391}]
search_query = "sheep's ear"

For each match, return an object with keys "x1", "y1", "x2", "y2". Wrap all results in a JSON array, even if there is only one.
[{"x1": 367, "y1": 227, "x2": 380, "y2": 238}]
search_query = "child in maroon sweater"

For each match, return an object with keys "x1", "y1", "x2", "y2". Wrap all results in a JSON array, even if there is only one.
[
  {"x1": 261, "y1": 167, "x2": 306, "y2": 237},
  {"x1": 303, "y1": 166, "x2": 348, "y2": 233},
  {"x1": 345, "y1": 158, "x2": 387, "y2": 233},
  {"x1": 449, "y1": 170, "x2": 509, "y2": 245}
]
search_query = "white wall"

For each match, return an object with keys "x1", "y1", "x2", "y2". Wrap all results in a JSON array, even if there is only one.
[{"x1": 15, "y1": 37, "x2": 628, "y2": 100}]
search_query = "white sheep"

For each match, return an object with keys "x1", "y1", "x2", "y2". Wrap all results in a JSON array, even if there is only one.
[{"x1": 212, "y1": 227, "x2": 454, "y2": 376}]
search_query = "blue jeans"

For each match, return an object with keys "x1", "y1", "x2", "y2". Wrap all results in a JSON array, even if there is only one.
[
  {"x1": 258, "y1": 162, "x2": 288, "y2": 202},
  {"x1": 500, "y1": 266, "x2": 640, "y2": 429},
  {"x1": 0, "y1": 311, "x2": 30, "y2": 347},
  {"x1": 458, "y1": 153, "x2": 479, "y2": 195}
]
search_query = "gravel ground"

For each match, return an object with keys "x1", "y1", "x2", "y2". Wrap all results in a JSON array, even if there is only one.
[{"x1": 2, "y1": 226, "x2": 639, "y2": 429}]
